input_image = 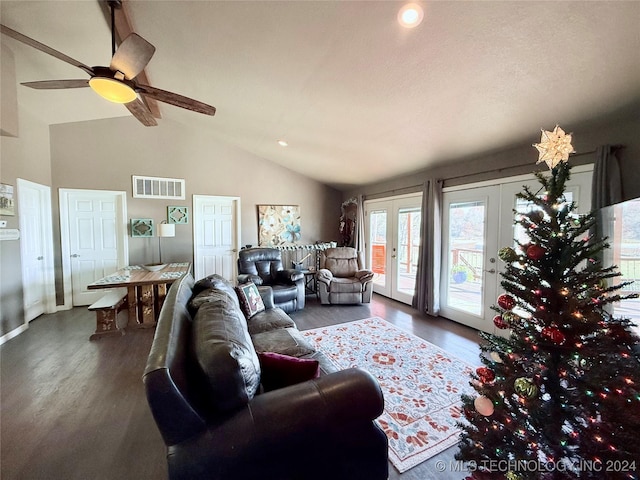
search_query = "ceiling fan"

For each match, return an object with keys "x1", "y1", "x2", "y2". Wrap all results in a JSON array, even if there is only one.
[{"x1": 0, "y1": 1, "x2": 215, "y2": 126}]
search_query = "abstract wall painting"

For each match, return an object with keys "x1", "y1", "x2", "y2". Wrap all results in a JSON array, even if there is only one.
[{"x1": 258, "y1": 205, "x2": 301, "y2": 246}]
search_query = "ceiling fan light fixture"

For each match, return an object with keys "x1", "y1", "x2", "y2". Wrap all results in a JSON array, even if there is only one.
[{"x1": 89, "y1": 76, "x2": 137, "y2": 104}]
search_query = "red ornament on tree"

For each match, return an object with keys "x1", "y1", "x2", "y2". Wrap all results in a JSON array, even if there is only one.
[
  {"x1": 497, "y1": 293, "x2": 516, "y2": 310},
  {"x1": 476, "y1": 367, "x2": 496, "y2": 383},
  {"x1": 542, "y1": 327, "x2": 566, "y2": 345},
  {"x1": 493, "y1": 315, "x2": 509, "y2": 329},
  {"x1": 526, "y1": 244, "x2": 546, "y2": 260}
]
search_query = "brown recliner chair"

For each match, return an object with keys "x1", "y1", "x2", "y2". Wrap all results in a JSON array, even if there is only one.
[
  {"x1": 317, "y1": 247, "x2": 374, "y2": 304},
  {"x1": 237, "y1": 247, "x2": 305, "y2": 312}
]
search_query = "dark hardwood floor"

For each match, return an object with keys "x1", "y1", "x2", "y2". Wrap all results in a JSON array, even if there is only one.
[{"x1": 1, "y1": 293, "x2": 481, "y2": 480}]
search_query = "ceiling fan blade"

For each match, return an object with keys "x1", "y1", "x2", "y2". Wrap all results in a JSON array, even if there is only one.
[
  {"x1": 21, "y1": 79, "x2": 89, "y2": 89},
  {"x1": 125, "y1": 98, "x2": 158, "y2": 127},
  {"x1": 0, "y1": 24, "x2": 94, "y2": 76},
  {"x1": 110, "y1": 33, "x2": 156, "y2": 80},
  {"x1": 136, "y1": 84, "x2": 216, "y2": 116}
]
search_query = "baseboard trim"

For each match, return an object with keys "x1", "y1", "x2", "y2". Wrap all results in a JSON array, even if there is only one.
[{"x1": 0, "y1": 322, "x2": 29, "y2": 346}]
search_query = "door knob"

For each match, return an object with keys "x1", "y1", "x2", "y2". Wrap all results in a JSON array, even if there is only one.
[
  {"x1": 71, "y1": 254, "x2": 80, "y2": 258},
  {"x1": 484, "y1": 268, "x2": 496, "y2": 274},
  {"x1": 37, "y1": 256, "x2": 44, "y2": 260}
]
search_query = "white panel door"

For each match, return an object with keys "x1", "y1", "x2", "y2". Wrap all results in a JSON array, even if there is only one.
[
  {"x1": 193, "y1": 195, "x2": 240, "y2": 282},
  {"x1": 17, "y1": 179, "x2": 55, "y2": 321},
  {"x1": 64, "y1": 190, "x2": 127, "y2": 306}
]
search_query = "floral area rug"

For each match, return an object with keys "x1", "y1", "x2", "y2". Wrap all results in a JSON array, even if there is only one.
[{"x1": 302, "y1": 317, "x2": 475, "y2": 473}]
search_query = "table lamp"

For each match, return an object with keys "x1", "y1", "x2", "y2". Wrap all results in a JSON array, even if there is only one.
[{"x1": 157, "y1": 221, "x2": 175, "y2": 264}]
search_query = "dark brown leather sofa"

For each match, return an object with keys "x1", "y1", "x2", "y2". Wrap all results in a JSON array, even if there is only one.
[{"x1": 143, "y1": 273, "x2": 388, "y2": 480}]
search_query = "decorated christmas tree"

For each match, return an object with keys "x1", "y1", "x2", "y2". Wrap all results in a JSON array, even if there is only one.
[{"x1": 456, "y1": 126, "x2": 640, "y2": 479}]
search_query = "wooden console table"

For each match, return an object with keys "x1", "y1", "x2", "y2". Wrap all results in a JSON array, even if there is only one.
[{"x1": 87, "y1": 263, "x2": 191, "y2": 337}]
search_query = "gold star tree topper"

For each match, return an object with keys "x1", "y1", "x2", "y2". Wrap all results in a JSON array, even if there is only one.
[{"x1": 533, "y1": 125, "x2": 575, "y2": 169}]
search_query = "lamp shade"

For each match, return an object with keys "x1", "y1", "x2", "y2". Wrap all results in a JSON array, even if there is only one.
[
  {"x1": 89, "y1": 77, "x2": 137, "y2": 104},
  {"x1": 158, "y1": 223, "x2": 175, "y2": 238}
]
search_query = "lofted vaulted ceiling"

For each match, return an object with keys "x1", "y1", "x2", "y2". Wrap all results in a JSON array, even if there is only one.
[{"x1": 1, "y1": 1, "x2": 639, "y2": 189}]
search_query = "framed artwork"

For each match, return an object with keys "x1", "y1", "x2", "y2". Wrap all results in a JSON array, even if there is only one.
[
  {"x1": 168, "y1": 205, "x2": 189, "y2": 224},
  {"x1": 0, "y1": 184, "x2": 15, "y2": 216},
  {"x1": 131, "y1": 218, "x2": 154, "y2": 237},
  {"x1": 258, "y1": 205, "x2": 301, "y2": 246}
]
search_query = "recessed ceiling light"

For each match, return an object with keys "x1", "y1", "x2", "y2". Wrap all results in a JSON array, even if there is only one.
[
  {"x1": 278, "y1": 140, "x2": 289, "y2": 147},
  {"x1": 398, "y1": 3, "x2": 424, "y2": 28}
]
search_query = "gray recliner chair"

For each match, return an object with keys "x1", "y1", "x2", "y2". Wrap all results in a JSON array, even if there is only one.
[{"x1": 317, "y1": 247, "x2": 374, "y2": 304}]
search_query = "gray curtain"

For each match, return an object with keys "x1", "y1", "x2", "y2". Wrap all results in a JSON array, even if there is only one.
[
  {"x1": 591, "y1": 145, "x2": 623, "y2": 211},
  {"x1": 590, "y1": 145, "x2": 624, "y2": 313},
  {"x1": 412, "y1": 179, "x2": 443, "y2": 316},
  {"x1": 355, "y1": 194, "x2": 365, "y2": 253}
]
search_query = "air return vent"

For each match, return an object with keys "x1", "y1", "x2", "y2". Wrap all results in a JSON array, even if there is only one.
[{"x1": 132, "y1": 175, "x2": 185, "y2": 200}]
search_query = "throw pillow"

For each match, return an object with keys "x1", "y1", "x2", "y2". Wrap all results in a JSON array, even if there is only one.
[
  {"x1": 258, "y1": 351, "x2": 320, "y2": 391},
  {"x1": 235, "y1": 282, "x2": 266, "y2": 319}
]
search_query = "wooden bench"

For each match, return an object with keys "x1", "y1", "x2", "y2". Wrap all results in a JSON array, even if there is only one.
[{"x1": 88, "y1": 288, "x2": 128, "y2": 340}]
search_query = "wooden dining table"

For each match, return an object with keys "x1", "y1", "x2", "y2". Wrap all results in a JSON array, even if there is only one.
[{"x1": 87, "y1": 262, "x2": 192, "y2": 330}]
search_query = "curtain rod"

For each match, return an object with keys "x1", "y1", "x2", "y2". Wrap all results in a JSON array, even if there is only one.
[
  {"x1": 363, "y1": 184, "x2": 424, "y2": 200},
  {"x1": 444, "y1": 149, "x2": 598, "y2": 183},
  {"x1": 363, "y1": 148, "x2": 603, "y2": 199}
]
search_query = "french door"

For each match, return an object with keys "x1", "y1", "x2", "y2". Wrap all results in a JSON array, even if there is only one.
[
  {"x1": 439, "y1": 186, "x2": 500, "y2": 332},
  {"x1": 365, "y1": 193, "x2": 422, "y2": 305},
  {"x1": 440, "y1": 167, "x2": 593, "y2": 333}
]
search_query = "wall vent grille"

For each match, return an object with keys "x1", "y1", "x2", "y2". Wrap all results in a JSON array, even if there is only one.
[{"x1": 132, "y1": 175, "x2": 185, "y2": 200}]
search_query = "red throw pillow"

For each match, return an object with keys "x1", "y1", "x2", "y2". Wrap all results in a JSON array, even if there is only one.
[{"x1": 258, "y1": 352, "x2": 320, "y2": 391}]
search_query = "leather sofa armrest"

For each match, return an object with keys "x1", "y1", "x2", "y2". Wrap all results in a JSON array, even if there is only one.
[
  {"x1": 253, "y1": 368, "x2": 383, "y2": 424},
  {"x1": 316, "y1": 268, "x2": 333, "y2": 285},
  {"x1": 355, "y1": 270, "x2": 374, "y2": 283},
  {"x1": 276, "y1": 269, "x2": 303, "y2": 283},
  {"x1": 167, "y1": 368, "x2": 387, "y2": 480},
  {"x1": 238, "y1": 274, "x2": 263, "y2": 286},
  {"x1": 168, "y1": 369, "x2": 384, "y2": 463}
]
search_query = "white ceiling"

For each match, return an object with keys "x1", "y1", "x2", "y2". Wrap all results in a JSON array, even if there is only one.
[{"x1": 2, "y1": 1, "x2": 639, "y2": 190}]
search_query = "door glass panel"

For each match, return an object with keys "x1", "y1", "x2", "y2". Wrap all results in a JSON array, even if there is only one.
[
  {"x1": 397, "y1": 207, "x2": 421, "y2": 296},
  {"x1": 447, "y1": 201, "x2": 485, "y2": 316},
  {"x1": 369, "y1": 209, "x2": 387, "y2": 288},
  {"x1": 601, "y1": 198, "x2": 640, "y2": 335}
]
